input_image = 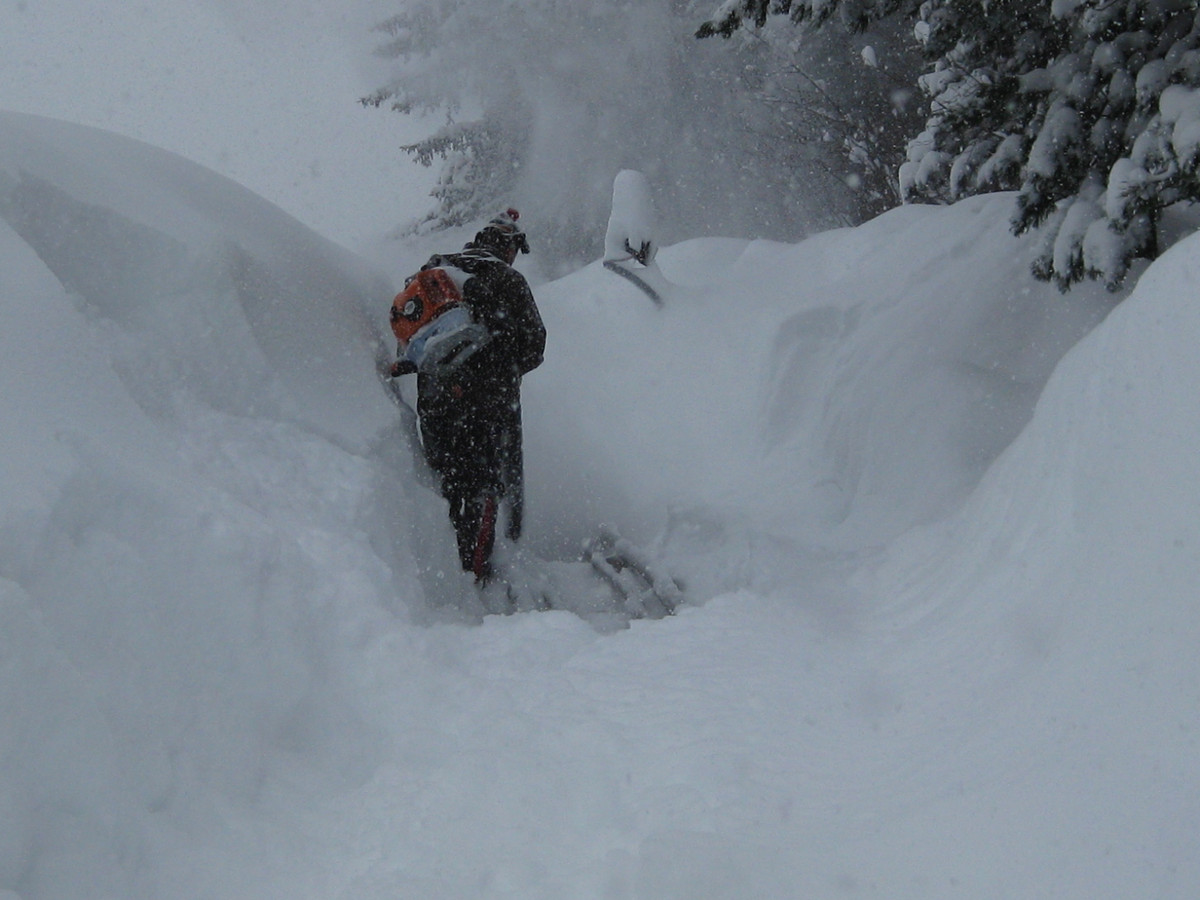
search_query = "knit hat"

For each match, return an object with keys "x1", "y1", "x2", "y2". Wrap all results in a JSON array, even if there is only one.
[{"x1": 472, "y1": 208, "x2": 530, "y2": 255}]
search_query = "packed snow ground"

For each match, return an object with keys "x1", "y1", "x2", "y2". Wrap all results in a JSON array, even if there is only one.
[{"x1": 2, "y1": 112, "x2": 1198, "y2": 899}]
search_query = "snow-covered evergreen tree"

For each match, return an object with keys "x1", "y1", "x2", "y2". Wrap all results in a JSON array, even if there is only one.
[
  {"x1": 904, "y1": 0, "x2": 1200, "y2": 289},
  {"x1": 697, "y1": 0, "x2": 916, "y2": 36},
  {"x1": 365, "y1": 0, "x2": 817, "y2": 272},
  {"x1": 700, "y1": 0, "x2": 1200, "y2": 290}
]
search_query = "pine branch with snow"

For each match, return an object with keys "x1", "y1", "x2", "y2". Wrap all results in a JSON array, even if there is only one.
[{"x1": 704, "y1": 0, "x2": 1200, "y2": 291}]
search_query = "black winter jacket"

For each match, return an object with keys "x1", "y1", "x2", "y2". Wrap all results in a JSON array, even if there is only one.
[{"x1": 416, "y1": 248, "x2": 545, "y2": 412}]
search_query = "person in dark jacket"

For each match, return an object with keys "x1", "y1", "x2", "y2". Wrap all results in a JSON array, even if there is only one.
[{"x1": 392, "y1": 209, "x2": 546, "y2": 582}]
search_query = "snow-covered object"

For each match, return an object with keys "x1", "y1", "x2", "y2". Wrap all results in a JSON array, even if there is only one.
[
  {"x1": 899, "y1": 130, "x2": 933, "y2": 198},
  {"x1": 1050, "y1": 0, "x2": 1086, "y2": 18},
  {"x1": 899, "y1": 0, "x2": 1200, "y2": 291},
  {"x1": 1027, "y1": 101, "x2": 1082, "y2": 178},
  {"x1": 1081, "y1": 215, "x2": 1124, "y2": 283},
  {"x1": 1161, "y1": 84, "x2": 1200, "y2": 166},
  {"x1": 1052, "y1": 195, "x2": 1103, "y2": 282},
  {"x1": 973, "y1": 132, "x2": 1024, "y2": 189},
  {"x1": 528, "y1": 191, "x2": 1137, "y2": 554},
  {"x1": 1136, "y1": 59, "x2": 1170, "y2": 107},
  {"x1": 899, "y1": 141, "x2": 952, "y2": 199},
  {"x1": 604, "y1": 169, "x2": 658, "y2": 264},
  {"x1": 1105, "y1": 156, "x2": 1147, "y2": 220}
]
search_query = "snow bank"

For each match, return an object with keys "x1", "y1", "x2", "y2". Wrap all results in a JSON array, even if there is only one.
[
  {"x1": 0, "y1": 112, "x2": 395, "y2": 448},
  {"x1": 525, "y1": 194, "x2": 1121, "y2": 571},
  {"x1": 0, "y1": 112, "x2": 407, "y2": 899},
  {"x1": 844, "y1": 229, "x2": 1200, "y2": 896}
]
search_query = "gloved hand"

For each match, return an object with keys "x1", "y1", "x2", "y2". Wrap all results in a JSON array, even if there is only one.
[{"x1": 390, "y1": 359, "x2": 418, "y2": 378}]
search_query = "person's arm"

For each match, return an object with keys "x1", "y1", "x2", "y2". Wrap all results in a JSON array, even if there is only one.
[{"x1": 507, "y1": 273, "x2": 546, "y2": 376}]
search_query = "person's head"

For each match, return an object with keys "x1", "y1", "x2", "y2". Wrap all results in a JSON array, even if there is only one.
[{"x1": 470, "y1": 208, "x2": 530, "y2": 264}]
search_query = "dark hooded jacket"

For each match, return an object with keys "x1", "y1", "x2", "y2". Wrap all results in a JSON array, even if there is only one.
[
  {"x1": 414, "y1": 245, "x2": 545, "y2": 412},
  {"x1": 412, "y1": 244, "x2": 545, "y2": 526}
]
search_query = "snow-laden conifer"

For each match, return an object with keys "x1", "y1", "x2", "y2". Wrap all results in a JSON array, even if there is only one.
[
  {"x1": 364, "y1": 0, "x2": 813, "y2": 271},
  {"x1": 699, "y1": 0, "x2": 1200, "y2": 290}
]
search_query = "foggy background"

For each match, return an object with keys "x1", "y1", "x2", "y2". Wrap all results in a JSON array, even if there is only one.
[{"x1": 0, "y1": 0, "x2": 909, "y2": 274}]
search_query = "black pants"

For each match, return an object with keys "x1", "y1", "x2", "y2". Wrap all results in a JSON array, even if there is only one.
[{"x1": 418, "y1": 382, "x2": 522, "y2": 578}]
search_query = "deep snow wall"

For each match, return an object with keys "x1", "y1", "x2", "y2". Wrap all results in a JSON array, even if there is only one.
[
  {"x1": 842, "y1": 230, "x2": 1200, "y2": 896},
  {"x1": 0, "y1": 112, "x2": 414, "y2": 899},
  {"x1": 0, "y1": 112, "x2": 396, "y2": 447}
]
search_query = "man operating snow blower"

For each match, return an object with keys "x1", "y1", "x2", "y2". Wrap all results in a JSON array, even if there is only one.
[{"x1": 388, "y1": 209, "x2": 545, "y2": 584}]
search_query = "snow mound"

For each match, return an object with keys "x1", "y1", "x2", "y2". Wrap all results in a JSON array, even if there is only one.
[
  {"x1": 0, "y1": 112, "x2": 395, "y2": 448},
  {"x1": 844, "y1": 230, "x2": 1200, "y2": 896},
  {"x1": 525, "y1": 195, "x2": 1121, "y2": 578}
]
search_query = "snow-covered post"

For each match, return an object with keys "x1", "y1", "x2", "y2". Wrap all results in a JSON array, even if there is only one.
[
  {"x1": 605, "y1": 169, "x2": 658, "y2": 265},
  {"x1": 603, "y1": 169, "x2": 673, "y2": 305}
]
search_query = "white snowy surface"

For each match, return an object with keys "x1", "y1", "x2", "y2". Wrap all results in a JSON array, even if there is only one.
[{"x1": 2, "y1": 111, "x2": 1199, "y2": 899}]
